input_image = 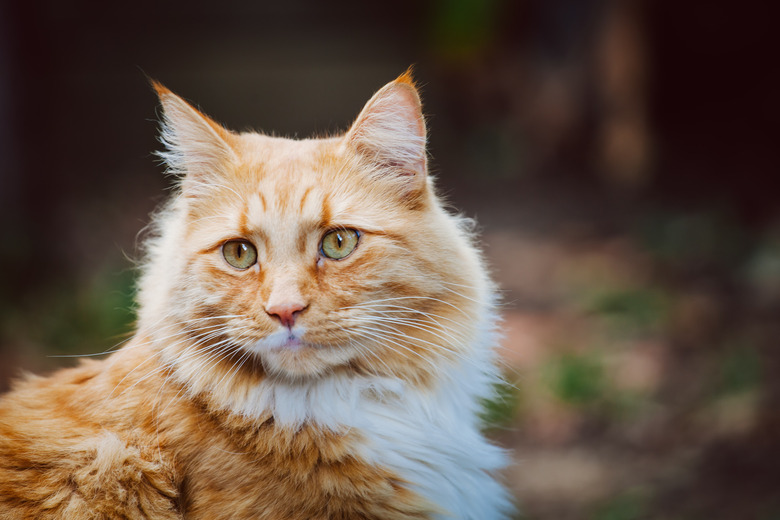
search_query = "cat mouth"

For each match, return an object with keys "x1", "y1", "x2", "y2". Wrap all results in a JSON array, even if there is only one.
[
  {"x1": 273, "y1": 335, "x2": 306, "y2": 351},
  {"x1": 250, "y1": 330, "x2": 312, "y2": 353}
]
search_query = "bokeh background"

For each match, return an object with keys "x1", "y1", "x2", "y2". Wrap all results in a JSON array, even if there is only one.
[{"x1": 1, "y1": 1, "x2": 778, "y2": 518}]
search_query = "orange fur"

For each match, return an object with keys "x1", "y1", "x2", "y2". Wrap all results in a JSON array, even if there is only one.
[
  {"x1": 0, "y1": 73, "x2": 510, "y2": 519},
  {"x1": 0, "y1": 342, "x2": 432, "y2": 518}
]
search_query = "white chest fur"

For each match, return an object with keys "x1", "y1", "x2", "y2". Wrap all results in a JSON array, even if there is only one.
[{"x1": 212, "y1": 328, "x2": 513, "y2": 519}]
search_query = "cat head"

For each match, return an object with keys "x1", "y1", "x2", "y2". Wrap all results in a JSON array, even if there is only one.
[{"x1": 137, "y1": 72, "x2": 493, "y2": 388}]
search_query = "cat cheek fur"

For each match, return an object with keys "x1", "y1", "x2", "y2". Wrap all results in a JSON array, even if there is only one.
[{"x1": 0, "y1": 71, "x2": 513, "y2": 519}]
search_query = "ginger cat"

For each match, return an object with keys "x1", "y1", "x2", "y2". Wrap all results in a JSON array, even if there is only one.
[{"x1": 0, "y1": 72, "x2": 512, "y2": 519}]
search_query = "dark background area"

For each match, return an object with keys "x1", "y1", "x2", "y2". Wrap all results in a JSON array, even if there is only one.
[{"x1": 1, "y1": 1, "x2": 778, "y2": 518}]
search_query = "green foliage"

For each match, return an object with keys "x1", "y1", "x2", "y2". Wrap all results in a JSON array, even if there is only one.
[
  {"x1": 481, "y1": 379, "x2": 521, "y2": 431},
  {"x1": 429, "y1": 0, "x2": 503, "y2": 58},
  {"x1": 716, "y1": 344, "x2": 762, "y2": 397},
  {"x1": 586, "y1": 287, "x2": 671, "y2": 336},
  {"x1": 547, "y1": 352, "x2": 606, "y2": 407},
  {"x1": 590, "y1": 489, "x2": 649, "y2": 520},
  {"x1": 17, "y1": 266, "x2": 136, "y2": 357}
]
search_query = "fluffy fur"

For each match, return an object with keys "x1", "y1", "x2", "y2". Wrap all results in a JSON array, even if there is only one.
[{"x1": 0, "y1": 72, "x2": 512, "y2": 519}]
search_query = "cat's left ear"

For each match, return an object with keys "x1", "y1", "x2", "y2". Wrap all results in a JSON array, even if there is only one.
[
  {"x1": 344, "y1": 70, "x2": 427, "y2": 199},
  {"x1": 152, "y1": 81, "x2": 238, "y2": 196}
]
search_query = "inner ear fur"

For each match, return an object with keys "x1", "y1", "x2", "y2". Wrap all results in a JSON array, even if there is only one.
[
  {"x1": 152, "y1": 81, "x2": 238, "y2": 197},
  {"x1": 345, "y1": 72, "x2": 428, "y2": 198}
]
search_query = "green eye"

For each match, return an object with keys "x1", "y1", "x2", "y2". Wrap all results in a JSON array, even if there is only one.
[
  {"x1": 222, "y1": 240, "x2": 257, "y2": 269},
  {"x1": 321, "y1": 229, "x2": 360, "y2": 260}
]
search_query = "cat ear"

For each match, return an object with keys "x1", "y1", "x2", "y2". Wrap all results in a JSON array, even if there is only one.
[
  {"x1": 344, "y1": 70, "x2": 427, "y2": 198},
  {"x1": 152, "y1": 81, "x2": 237, "y2": 195}
]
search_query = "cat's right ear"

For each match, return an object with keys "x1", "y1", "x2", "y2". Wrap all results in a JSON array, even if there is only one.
[
  {"x1": 343, "y1": 71, "x2": 428, "y2": 202},
  {"x1": 152, "y1": 81, "x2": 237, "y2": 196}
]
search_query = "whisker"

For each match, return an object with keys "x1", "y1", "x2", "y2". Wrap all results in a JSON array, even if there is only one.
[
  {"x1": 106, "y1": 324, "x2": 249, "y2": 401},
  {"x1": 341, "y1": 296, "x2": 468, "y2": 324},
  {"x1": 348, "y1": 338, "x2": 395, "y2": 376},
  {"x1": 352, "y1": 317, "x2": 520, "y2": 389},
  {"x1": 360, "y1": 315, "x2": 468, "y2": 349},
  {"x1": 349, "y1": 325, "x2": 441, "y2": 374}
]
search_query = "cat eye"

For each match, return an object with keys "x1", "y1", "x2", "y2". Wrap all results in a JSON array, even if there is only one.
[
  {"x1": 321, "y1": 229, "x2": 360, "y2": 260},
  {"x1": 222, "y1": 240, "x2": 258, "y2": 270}
]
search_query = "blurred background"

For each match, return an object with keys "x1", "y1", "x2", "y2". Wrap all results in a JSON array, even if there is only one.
[{"x1": 1, "y1": 0, "x2": 778, "y2": 518}]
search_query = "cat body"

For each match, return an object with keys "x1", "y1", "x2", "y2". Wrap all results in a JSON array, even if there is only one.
[{"x1": 0, "y1": 72, "x2": 511, "y2": 519}]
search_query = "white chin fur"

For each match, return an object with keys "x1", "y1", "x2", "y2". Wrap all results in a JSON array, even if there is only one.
[{"x1": 247, "y1": 329, "x2": 356, "y2": 379}]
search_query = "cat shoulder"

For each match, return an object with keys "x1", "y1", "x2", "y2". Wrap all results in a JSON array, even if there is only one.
[
  {"x1": 0, "y1": 430, "x2": 181, "y2": 519},
  {"x1": 0, "y1": 360, "x2": 182, "y2": 519}
]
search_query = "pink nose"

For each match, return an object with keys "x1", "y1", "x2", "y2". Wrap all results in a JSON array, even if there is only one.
[{"x1": 265, "y1": 302, "x2": 307, "y2": 329}]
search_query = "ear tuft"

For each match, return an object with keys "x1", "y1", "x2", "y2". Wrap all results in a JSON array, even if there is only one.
[
  {"x1": 150, "y1": 79, "x2": 173, "y2": 98},
  {"x1": 394, "y1": 67, "x2": 417, "y2": 88},
  {"x1": 345, "y1": 71, "x2": 427, "y2": 198},
  {"x1": 152, "y1": 81, "x2": 237, "y2": 196}
]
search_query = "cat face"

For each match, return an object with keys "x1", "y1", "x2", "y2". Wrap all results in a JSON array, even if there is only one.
[{"x1": 138, "y1": 74, "x2": 488, "y2": 385}]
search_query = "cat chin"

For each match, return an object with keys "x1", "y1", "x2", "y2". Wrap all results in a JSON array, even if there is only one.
[
  {"x1": 259, "y1": 349, "x2": 357, "y2": 380},
  {"x1": 247, "y1": 330, "x2": 356, "y2": 380}
]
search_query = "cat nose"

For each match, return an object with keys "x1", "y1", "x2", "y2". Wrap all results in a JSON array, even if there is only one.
[{"x1": 265, "y1": 302, "x2": 307, "y2": 329}]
